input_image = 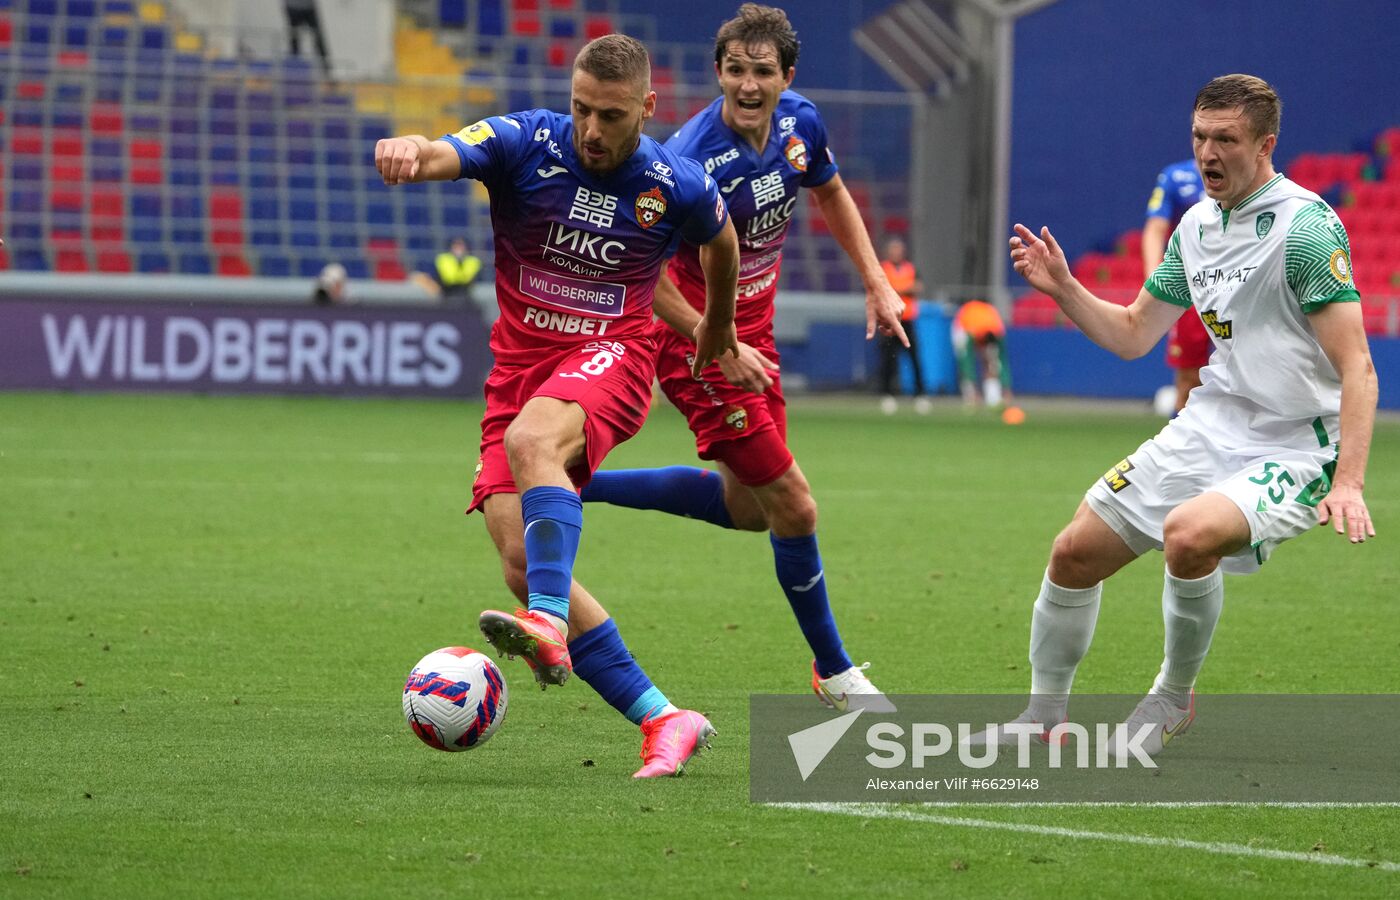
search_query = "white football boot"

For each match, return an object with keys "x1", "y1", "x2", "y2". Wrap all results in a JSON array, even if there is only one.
[{"x1": 812, "y1": 662, "x2": 896, "y2": 713}]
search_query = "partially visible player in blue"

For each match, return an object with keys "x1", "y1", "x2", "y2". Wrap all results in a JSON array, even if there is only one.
[
  {"x1": 1144, "y1": 159, "x2": 1211, "y2": 413},
  {"x1": 582, "y1": 5, "x2": 906, "y2": 712},
  {"x1": 376, "y1": 34, "x2": 740, "y2": 777}
]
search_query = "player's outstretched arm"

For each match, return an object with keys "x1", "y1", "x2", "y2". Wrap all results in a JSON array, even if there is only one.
[
  {"x1": 1010, "y1": 223, "x2": 1179, "y2": 359},
  {"x1": 690, "y1": 219, "x2": 740, "y2": 377},
  {"x1": 374, "y1": 135, "x2": 462, "y2": 185},
  {"x1": 812, "y1": 175, "x2": 908, "y2": 346},
  {"x1": 1312, "y1": 301, "x2": 1378, "y2": 542}
]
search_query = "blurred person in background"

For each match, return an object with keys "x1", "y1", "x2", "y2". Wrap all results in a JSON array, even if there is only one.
[
  {"x1": 952, "y1": 298, "x2": 1014, "y2": 410},
  {"x1": 312, "y1": 262, "x2": 348, "y2": 305},
  {"x1": 1144, "y1": 158, "x2": 1210, "y2": 413},
  {"x1": 434, "y1": 235, "x2": 482, "y2": 305},
  {"x1": 877, "y1": 236, "x2": 929, "y2": 414}
]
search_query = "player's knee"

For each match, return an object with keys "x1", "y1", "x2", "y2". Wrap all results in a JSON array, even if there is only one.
[
  {"x1": 767, "y1": 490, "x2": 817, "y2": 537},
  {"x1": 1161, "y1": 509, "x2": 1220, "y2": 573},
  {"x1": 1048, "y1": 526, "x2": 1096, "y2": 587},
  {"x1": 502, "y1": 419, "x2": 543, "y2": 469}
]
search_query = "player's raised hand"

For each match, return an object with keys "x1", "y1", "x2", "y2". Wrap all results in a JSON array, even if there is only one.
[
  {"x1": 866, "y1": 281, "x2": 909, "y2": 347},
  {"x1": 717, "y1": 341, "x2": 780, "y2": 394},
  {"x1": 375, "y1": 137, "x2": 423, "y2": 185},
  {"x1": 1317, "y1": 483, "x2": 1376, "y2": 543},
  {"x1": 691, "y1": 316, "x2": 740, "y2": 378},
  {"x1": 1010, "y1": 224, "x2": 1072, "y2": 295}
]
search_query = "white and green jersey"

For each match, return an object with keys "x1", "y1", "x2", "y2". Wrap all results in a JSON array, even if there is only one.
[{"x1": 1144, "y1": 173, "x2": 1359, "y2": 452}]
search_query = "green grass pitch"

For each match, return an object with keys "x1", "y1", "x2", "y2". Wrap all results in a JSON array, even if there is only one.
[{"x1": 2, "y1": 391, "x2": 1397, "y2": 897}]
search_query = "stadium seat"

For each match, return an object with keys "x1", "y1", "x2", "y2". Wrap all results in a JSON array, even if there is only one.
[
  {"x1": 259, "y1": 254, "x2": 292, "y2": 277},
  {"x1": 178, "y1": 252, "x2": 212, "y2": 275},
  {"x1": 217, "y1": 254, "x2": 251, "y2": 276},
  {"x1": 97, "y1": 249, "x2": 132, "y2": 273},
  {"x1": 56, "y1": 246, "x2": 90, "y2": 272}
]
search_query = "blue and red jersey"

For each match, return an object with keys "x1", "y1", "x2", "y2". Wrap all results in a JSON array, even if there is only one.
[
  {"x1": 1146, "y1": 158, "x2": 1205, "y2": 228},
  {"x1": 441, "y1": 109, "x2": 727, "y2": 366},
  {"x1": 664, "y1": 91, "x2": 837, "y2": 339}
]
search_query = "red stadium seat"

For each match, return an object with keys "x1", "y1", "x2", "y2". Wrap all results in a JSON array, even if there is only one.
[
  {"x1": 52, "y1": 131, "x2": 84, "y2": 157},
  {"x1": 374, "y1": 258, "x2": 407, "y2": 280},
  {"x1": 211, "y1": 228, "x2": 244, "y2": 246},
  {"x1": 51, "y1": 164, "x2": 84, "y2": 184},
  {"x1": 17, "y1": 80, "x2": 45, "y2": 100},
  {"x1": 513, "y1": 14, "x2": 541, "y2": 36},
  {"x1": 547, "y1": 41, "x2": 567, "y2": 67},
  {"x1": 130, "y1": 166, "x2": 162, "y2": 184},
  {"x1": 51, "y1": 189, "x2": 84, "y2": 211},
  {"x1": 129, "y1": 138, "x2": 162, "y2": 160},
  {"x1": 90, "y1": 103, "x2": 124, "y2": 133},
  {"x1": 209, "y1": 193, "x2": 244, "y2": 220},
  {"x1": 91, "y1": 190, "x2": 124, "y2": 217},
  {"x1": 97, "y1": 250, "x2": 133, "y2": 273},
  {"x1": 12, "y1": 128, "x2": 44, "y2": 155},
  {"x1": 0, "y1": 16, "x2": 11, "y2": 49},
  {"x1": 584, "y1": 16, "x2": 612, "y2": 39},
  {"x1": 217, "y1": 254, "x2": 252, "y2": 277},
  {"x1": 56, "y1": 247, "x2": 90, "y2": 272}
]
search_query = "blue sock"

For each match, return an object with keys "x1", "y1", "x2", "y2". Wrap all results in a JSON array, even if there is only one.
[
  {"x1": 571, "y1": 619, "x2": 671, "y2": 725},
  {"x1": 521, "y1": 486, "x2": 583, "y2": 624},
  {"x1": 581, "y1": 466, "x2": 734, "y2": 529},
  {"x1": 771, "y1": 533, "x2": 853, "y2": 678}
]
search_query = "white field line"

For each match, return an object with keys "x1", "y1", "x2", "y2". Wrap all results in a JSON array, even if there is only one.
[{"x1": 772, "y1": 802, "x2": 1400, "y2": 873}]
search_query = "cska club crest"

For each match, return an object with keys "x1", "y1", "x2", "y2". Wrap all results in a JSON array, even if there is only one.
[
  {"x1": 723, "y1": 405, "x2": 749, "y2": 431},
  {"x1": 784, "y1": 135, "x2": 808, "y2": 173},
  {"x1": 635, "y1": 187, "x2": 667, "y2": 228}
]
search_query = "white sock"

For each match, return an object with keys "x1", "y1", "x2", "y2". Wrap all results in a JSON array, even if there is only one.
[
  {"x1": 1152, "y1": 566, "x2": 1223, "y2": 706},
  {"x1": 539, "y1": 611, "x2": 568, "y2": 639},
  {"x1": 1028, "y1": 570, "x2": 1102, "y2": 724}
]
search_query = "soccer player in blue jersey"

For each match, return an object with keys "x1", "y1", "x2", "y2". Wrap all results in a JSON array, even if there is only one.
[
  {"x1": 376, "y1": 34, "x2": 741, "y2": 777},
  {"x1": 581, "y1": 5, "x2": 907, "y2": 711},
  {"x1": 1144, "y1": 159, "x2": 1211, "y2": 412}
]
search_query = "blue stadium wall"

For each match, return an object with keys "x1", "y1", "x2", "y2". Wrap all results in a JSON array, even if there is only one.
[{"x1": 1010, "y1": 0, "x2": 1400, "y2": 263}]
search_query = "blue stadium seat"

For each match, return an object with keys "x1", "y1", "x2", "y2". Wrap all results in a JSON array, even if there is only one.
[
  {"x1": 66, "y1": 0, "x2": 98, "y2": 18},
  {"x1": 478, "y1": 0, "x2": 504, "y2": 36},
  {"x1": 288, "y1": 199, "x2": 318, "y2": 222},
  {"x1": 137, "y1": 250, "x2": 171, "y2": 273},
  {"x1": 321, "y1": 118, "x2": 351, "y2": 141},
  {"x1": 288, "y1": 173, "x2": 317, "y2": 191},
  {"x1": 130, "y1": 224, "x2": 162, "y2": 243},
  {"x1": 208, "y1": 170, "x2": 240, "y2": 186},
  {"x1": 324, "y1": 174, "x2": 353, "y2": 193},
  {"x1": 130, "y1": 193, "x2": 163, "y2": 218},
  {"x1": 247, "y1": 146, "x2": 277, "y2": 165},
  {"x1": 249, "y1": 196, "x2": 282, "y2": 220},
  {"x1": 407, "y1": 234, "x2": 436, "y2": 252},
  {"x1": 30, "y1": 0, "x2": 58, "y2": 14},
  {"x1": 170, "y1": 195, "x2": 204, "y2": 219},
  {"x1": 440, "y1": 0, "x2": 467, "y2": 29},
  {"x1": 52, "y1": 110, "x2": 83, "y2": 128},
  {"x1": 64, "y1": 25, "x2": 90, "y2": 47},
  {"x1": 170, "y1": 167, "x2": 202, "y2": 186},
  {"x1": 178, "y1": 252, "x2": 212, "y2": 275},
  {"x1": 251, "y1": 229, "x2": 284, "y2": 247},
  {"x1": 328, "y1": 231, "x2": 359, "y2": 250},
  {"x1": 290, "y1": 229, "x2": 319, "y2": 248},
  {"x1": 326, "y1": 200, "x2": 356, "y2": 222},
  {"x1": 259, "y1": 254, "x2": 292, "y2": 277},
  {"x1": 296, "y1": 257, "x2": 326, "y2": 278},
  {"x1": 170, "y1": 140, "x2": 199, "y2": 160},
  {"x1": 13, "y1": 247, "x2": 50, "y2": 271},
  {"x1": 365, "y1": 203, "x2": 393, "y2": 225},
  {"x1": 9, "y1": 221, "x2": 43, "y2": 241},
  {"x1": 171, "y1": 226, "x2": 206, "y2": 245},
  {"x1": 442, "y1": 206, "x2": 469, "y2": 228},
  {"x1": 140, "y1": 27, "x2": 165, "y2": 50},
  {"x1": 342, "y1": 259, "x2": 369, "y2": 280},
  {"x1": 249, "y1": 172, "x2": 279, "y2": 190}
]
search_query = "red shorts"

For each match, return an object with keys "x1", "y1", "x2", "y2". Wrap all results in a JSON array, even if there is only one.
[
  {"x1": 469, "y1": 337, "x2": 656, "y2": 512},
  {"x1": 653, "y1": 325, "x2": 794, "y2": 487},
  {"x1": 1166, "y1": 309, "x2": 1212, "y2": 370}
]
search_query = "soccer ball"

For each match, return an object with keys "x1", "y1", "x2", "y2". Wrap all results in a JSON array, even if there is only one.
[{"x1": 402, "y1": 647, "x2": 508, "y2": 752}]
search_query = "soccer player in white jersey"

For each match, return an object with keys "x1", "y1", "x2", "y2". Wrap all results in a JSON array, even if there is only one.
[{"x1": 978, "y1": 74, "x2": 1377, "y2": 758}]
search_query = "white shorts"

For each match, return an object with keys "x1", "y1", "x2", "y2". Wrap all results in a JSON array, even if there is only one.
[{"x1": 1084, "y1": 412, "x2": 1337, "y2": 574}]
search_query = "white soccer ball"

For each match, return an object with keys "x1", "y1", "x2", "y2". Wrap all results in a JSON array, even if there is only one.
[
  {"x1": 1152, "y1": 384, "x2": 1177, "y2": 418},
  {"x1": 402, "y1": 647, "x2": 508, "y2": 752}
]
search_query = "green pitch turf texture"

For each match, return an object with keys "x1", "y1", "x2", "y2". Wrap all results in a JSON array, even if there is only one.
[{"x1": 3, "y1": 391, "x2": 1397, "y2": 898}]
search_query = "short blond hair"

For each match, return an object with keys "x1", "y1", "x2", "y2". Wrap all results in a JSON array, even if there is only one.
[{"x1": 1195, "y1": 74, "x2": 1281, "y2": 139}]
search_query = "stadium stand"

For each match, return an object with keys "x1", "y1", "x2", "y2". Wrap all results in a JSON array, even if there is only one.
[{"x1": 0, "y1": 0, "x2": 908, "y2": 293}]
